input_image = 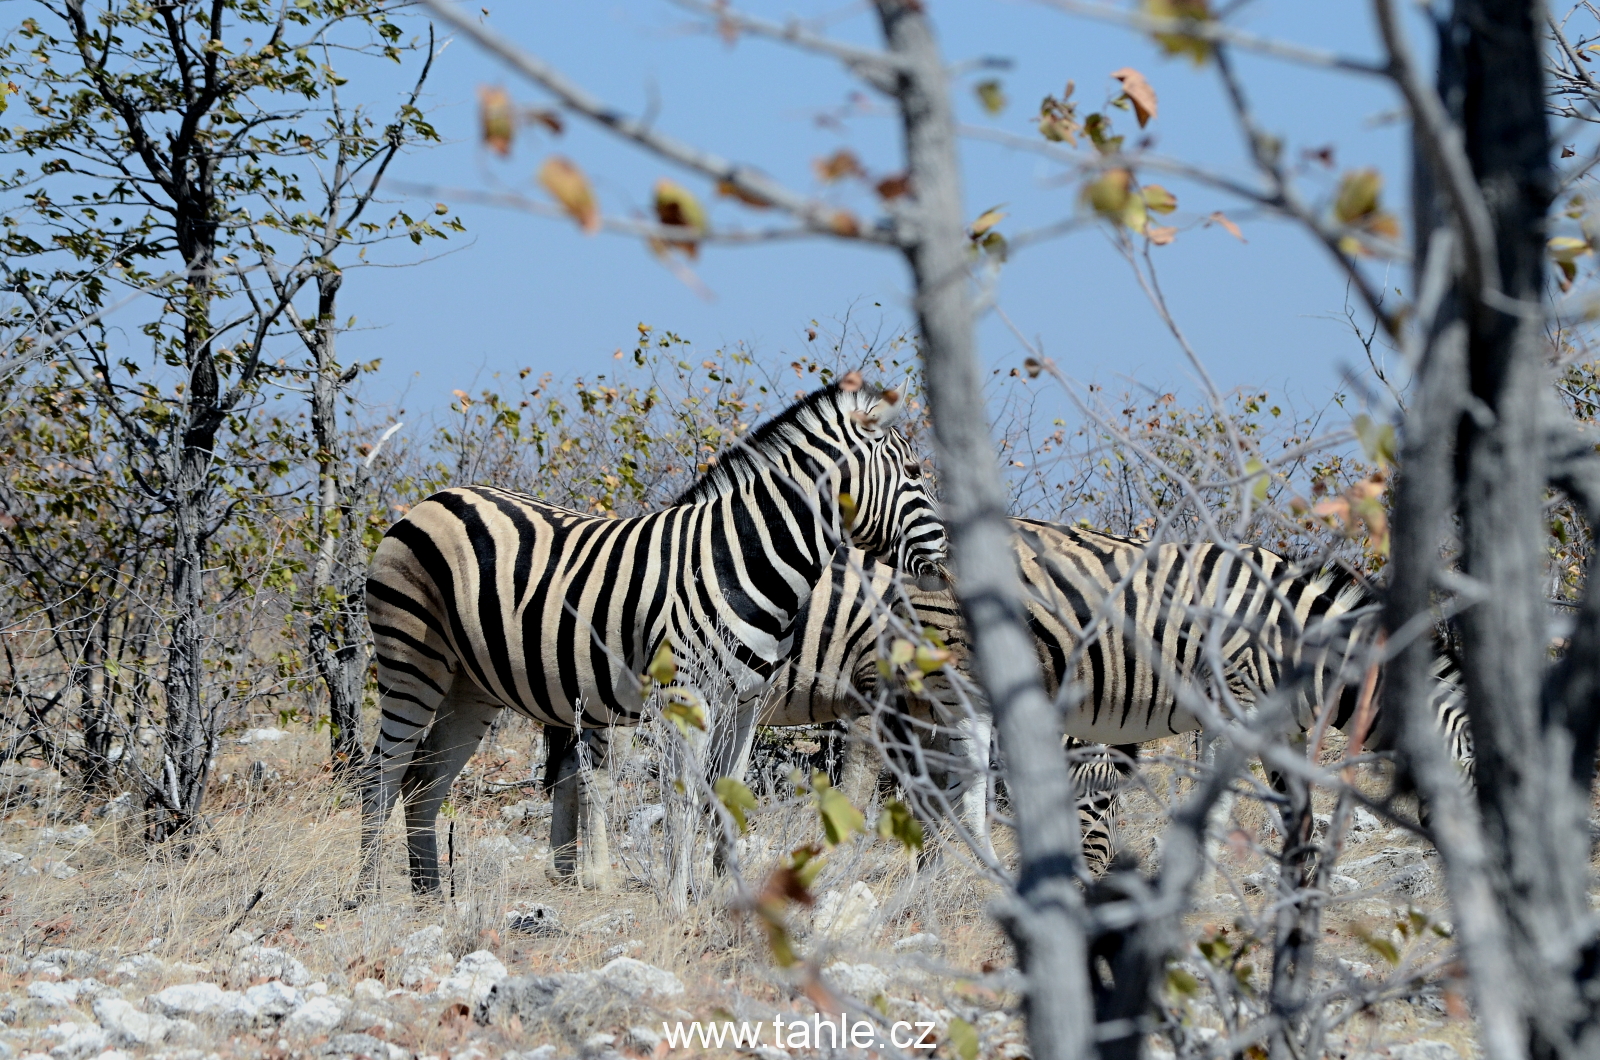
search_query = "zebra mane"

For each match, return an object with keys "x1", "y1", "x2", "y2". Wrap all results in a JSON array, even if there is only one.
[{"x1": 671, "y1": 380, "x2": 895, "y2": 506}]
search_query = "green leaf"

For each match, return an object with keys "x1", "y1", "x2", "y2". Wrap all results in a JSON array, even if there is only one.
[
  {"x1": 1165, "y1": 966, "x2": 1200, "y2": 996},
  {"x1": 661, "y1": 687, "x2": 706, "y2": 736},
  {"x1": 948, "y1": 1018, "x2": 980, "y2": 1060},
  {"x1": 714, "y1": 776, "x2": 758, "y2": 834},
  {"x1": 876, "y1": 799, "x2": 925, "y2": 851},
  {"x1": 975, "y1": 80, "x2": 1007, "y2": 116},
  {"x1": 813, "y1": 772, "x2": 867, "y2": 847}
]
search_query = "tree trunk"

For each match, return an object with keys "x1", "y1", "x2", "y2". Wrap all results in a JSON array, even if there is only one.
[
  {"x1": 872, "y1": 5, "x2": 1096, "y2": 1059},
  {"x1": 307, "y1": 264, "x2": 369, "y2": 776}
]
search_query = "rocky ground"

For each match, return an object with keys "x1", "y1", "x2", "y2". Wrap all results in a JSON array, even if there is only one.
[{"x1": 0, "y1": 721, "x2": 1516, "y2": 1060}]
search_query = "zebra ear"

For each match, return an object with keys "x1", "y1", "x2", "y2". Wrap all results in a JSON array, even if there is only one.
[{"x1": 860, "y1": 383, "x2": 906, "y2": 432}]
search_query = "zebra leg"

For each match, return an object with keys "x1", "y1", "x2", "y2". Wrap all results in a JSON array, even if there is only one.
[
  {"x1": 948, "y1": 711, "x2": 995, "y2": 860},
  {"x1": 546, "y1": 727, "x2": 580, "y2": 881},
  {"x1": 1073, "y1": 743, "x2": 1139, "y2": 877},
  {"x1": 838, "y1": 713, "x2": 879, "y2": 810},
  {"x1": 357, "y1": 680, "x2": 455, "y2": 900},
  {"x1": 578, "y1": 728, "x2": 615, "y2": 892},
  {"x1": 397, "y1": 682, "x2": 501, "y2": 895}
]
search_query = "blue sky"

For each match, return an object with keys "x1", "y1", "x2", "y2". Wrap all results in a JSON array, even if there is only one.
[{"x1": 328, "y1": 2, "x2": 1411, "y2": 423}]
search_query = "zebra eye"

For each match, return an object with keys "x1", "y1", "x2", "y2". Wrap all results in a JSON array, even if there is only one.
[{"x1": 904, "y1": 459, "x2": 922, "y2": 480}]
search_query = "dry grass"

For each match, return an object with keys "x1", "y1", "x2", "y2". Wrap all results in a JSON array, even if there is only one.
[{"x1": 0, "y1": 716, "x2": 1505, "y2": 1059}]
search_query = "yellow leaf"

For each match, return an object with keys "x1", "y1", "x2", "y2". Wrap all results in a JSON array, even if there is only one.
[
  {"x1": 661, "y1": 691, "x2": 707, "y2": 737},
  {"x1": 645, "y1": 641, "x2": 676, "y2": 685},
  {"x1": 948, "y1": 1018, "x2": 980, "y2": 1060},
  {"x1": 889, "y1": 638, "x2": 915, "y2": 666},
  {"x1": 1334, "y1": 168, "x2": 1383, "y2": 225},
  {"x1": 1145, "y1": 0, "x2": 1214, "y2": 64},
  {"x1": 913, "y1": 642, "x2": 950, "y2": 673},
  {"x1": 838, "y1": 492, "x2": 858, "y2": 529},
  {"x1": 1245, "y1": 457, "x2": 1269, "y2": 502},
  {"x1": 970, "y1": 206, "x2": 1007, "y2": 238},
  {"x1": 975, "y1": 79, "x2": 1007, "y2": 115},
  {"x1": 1110, "y1": 67, "x2": 1158, "y2": 127},
  {"x1": 478, "y1": 85, "x2": 514, "y2": 157},
  {"x1": 1142, "y1": 184, "x2": 1178, "y2": 214},
  {"x1": 537, "y1": 156, "x2": 600, "y2": 234},
  {"x1": 1549, "y1": 236, "x2": 1592, "y2": 263},
  {"x1": 653, "y1": 178, "x2": 705, "y2": 260},
  {"x1": 1037, "y1": 82, "x2": 1081, "y2": 144},
  {"x1": 1086, "y1": 168, "x2": 1133, "y2": 218}
]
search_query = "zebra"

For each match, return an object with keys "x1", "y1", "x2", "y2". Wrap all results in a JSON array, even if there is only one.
[
  {"x1": 357, "y1": 376, "x2": 948, "y2": 896},
  {"x1": 752, "y1": 517, "x2": 1472, "y2": 871}
]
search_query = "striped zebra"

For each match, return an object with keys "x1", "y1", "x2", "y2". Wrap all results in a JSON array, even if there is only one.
[
  {"x1": 755, "y1": 518, "x2": 1472, "y2": 870},
  {"x1": 357, "y1": 377, "x2": 948, "y2": 895}
]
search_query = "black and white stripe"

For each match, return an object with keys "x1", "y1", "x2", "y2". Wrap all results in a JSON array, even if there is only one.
[
  {"x1": 357, "y1": 380, "x2": 947, "y2": 894},
  {"x1": 754, "y1": 518, "x2": 1472, "y2": 869}
]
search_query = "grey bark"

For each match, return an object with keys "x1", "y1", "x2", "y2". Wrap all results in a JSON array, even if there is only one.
[
  {"x1": 871, "y1": 5, "x2": 1096, "y2": 1059},
  {"x1": 1384, "y1": 3, "x2": 1600, "y2": 1059}
]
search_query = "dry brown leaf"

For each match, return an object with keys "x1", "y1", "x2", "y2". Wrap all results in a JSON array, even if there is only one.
[
  {"x1": 716, "y1": 179, "x2": 772, "y2": 208},
  {"x1": 1110, "y1": 67, "x2": 1158, "y2": 127},
  {"x1": 814, "y1": 149, "x2": 867, "y2": 183},
  {"x1": 1209, "y1": 210, "x2": 1245, "y2": 242},
  {"x1": 526, "y1": 108, "x2": 564, "y2": 135},
  {"x1": 828, "y1": 210, "x2": 861, "y2": 237},
  {"x1": 478, "y1": 85, "x2": 514, "y2": 157},
  {"x1": 1147, "y1": 224, "x2": 1178, "y2": 245},
  {"x1": 537, "y1": 156, "x2": 600, "y2": 234},
  {"x1": 875, "y1": 173, "x2": 913, "y2": 200}
]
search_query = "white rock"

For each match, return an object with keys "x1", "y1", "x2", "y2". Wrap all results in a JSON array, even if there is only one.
[
  {"x1": 475, "y1": 836, "x2": 517, "y2": 859},
  {"x1": 324, "y1": 1033, "x2": 410, "y2": 1060},
  {"x1": 88, "y1": 1051, "x2": 130, "y2": 1060},
  {"x1": 576, "y1": 909, "x2": 635, "y2": 936},
  {"x1": 281, "y1": 995, "x2": 348, "y2": 1036},
  {"x1": 42, "y1": 862, "x2": 79, "y2": 880},
  {"x1": 92, "y1": 997, "x2": 172, "y2": 1046},
  {"x1": 46, "y1": 1025, "x2": 106, "y2": 1060},
  {"x1": 1336, "y1": 959, "x2": 1376, "y2": 980},
  {"x1": 1327, "y1": 874, "x2": 1363, "y2": 896},
  {"x1": 400, "y1": 926, "x2": 445, "y2": 959},
  {"x1": 1351, "y1": 807, "x2": 1383, "y2": 832},
  {"x1": 812, "y1": 881, "x2": 878, "y2": 936},
  {"x1": 892, "y1": 933, "x2": 942, "y2": 954},
  {"x1": 595, "y1": 957, "x2": 683, "y2": 999},
  {"x1": 1391, "y1": 1041, "x2": 1459, "y2": 1060},
  {"x1": 109, "y1": 956, "x2": 163, "y2": 981},
  {"x1": 0, "y1": 850, "x2": 23, "y2": 868},
  {"x1": 601, "y1": 941, "x2": 643, "y2": 961},
  {"x1": 234, "y1": 946, "x2": 309, "y2": 988},
  {"x1": 352, "y1": 979, "x2": 388, "y2": 1004},
  {"x1": 824, "y1": 962, "x2": 888, "y2": 1000},
  {"x1": 516, "y1": 1048, "x2": 557, "y2": 1060},
  {"x1": 398, "y1": 962, "x2": 441, "y2": 991},
  {"x1": 40, "y1": 825, "x2": 91, "y2": 844},
  {"x1": 29, "y1": 982, "x2": 84, "y2": 1008},
  {"x1": 29, "y1": 981, "x2": 114, "y2": 1008},
  {"x1": 433, "y1": 952, "x2": 507, "y2": 1008},
  {"x1": 237, "y1": 729, "x2": 288, "y2": 745},
  {"x1": 243, "y1": 981, "x2": 299, "y2": 1018},
  {"x1": 146, "y1": 983, "x2": 255, "y2": 1021}
]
